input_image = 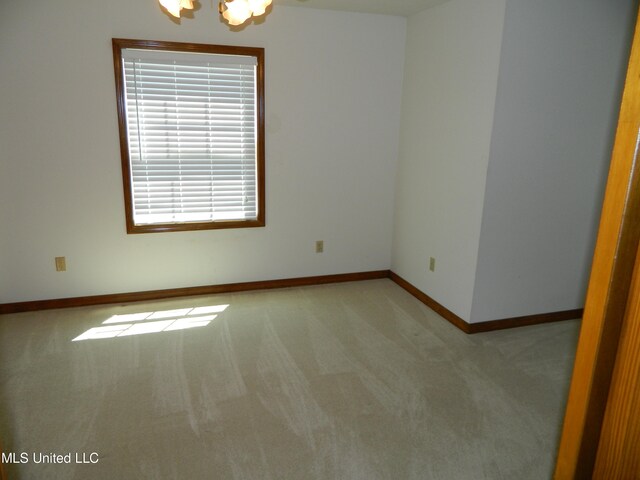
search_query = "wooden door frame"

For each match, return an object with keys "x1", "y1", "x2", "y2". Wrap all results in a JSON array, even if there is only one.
[
  {"x1": 554, "y1": 6, "x2": 640, "y2": 478},
  {"x1": 593, "y1": 230, "x2": 640, "y2": 476}
]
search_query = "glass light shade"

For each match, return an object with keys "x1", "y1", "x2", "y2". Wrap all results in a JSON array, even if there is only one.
[
  {"x1": 222, "y1": 0, "x2": 252, "y2": 25},
  {"x1": 159, "y1": 0, "x2": 182, "y2": 17},
  {"x1": 180, "y1": 0, "x2": 194, "y2": 9},
  {"x1": 247, "y1": 0, "x2": 272, "y2": 16}
]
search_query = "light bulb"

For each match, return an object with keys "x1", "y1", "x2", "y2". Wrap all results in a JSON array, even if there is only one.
[
  {"x1": 159, "y1": 0, "x2": 182, "y2": 17},
  {"x1": 180, "y1": 0, "x2": 194, "y2": 9},
  {"x1": 222, "y1": 0, "x2": 252, "y2": 26},
  {"x1": 247, "y1": 0, "x2": 272, "y2": 16}
]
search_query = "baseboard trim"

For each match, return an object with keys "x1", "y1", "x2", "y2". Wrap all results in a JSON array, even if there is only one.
[
  {"x1": 389, "y1": 271, "x2": 583, "y2": 334},
  {"x1": 468, "y1": 308, "x2": 584, "y2": 333},
  {"x1": 0, "y1": 270, "x2": 391, "y2": 315},
  {"x1": 389, "y1": 271, "x2": 472, "y2": 333},
  {"x1": 0, "y1": 270, "x2": 585, "y2": 331}
]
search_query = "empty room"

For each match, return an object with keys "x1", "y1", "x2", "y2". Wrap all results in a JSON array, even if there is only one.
[{"x1": 1, "y1": 0, "x2": 639, "y2": 478}]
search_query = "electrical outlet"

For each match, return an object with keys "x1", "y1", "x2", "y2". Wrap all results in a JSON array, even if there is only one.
[
  {"x1": 316, "y1": 240, "x2": 324, "y2": 253},
  {"x1": 429, "y1": 257, "x2": 435, "y2": 272},
  {"x1": 55, "y1": 256, "x2": 66, "y2": 272}
]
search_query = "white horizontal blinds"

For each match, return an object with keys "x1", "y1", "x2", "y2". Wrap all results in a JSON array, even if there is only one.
[{"x1": 122, "y1": 48, "x2": 258, "y2": 225}]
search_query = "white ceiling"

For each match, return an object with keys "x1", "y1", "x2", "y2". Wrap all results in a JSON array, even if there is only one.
[{"x1": 275, "y1": 0, "x2": 450, "y2": 17}]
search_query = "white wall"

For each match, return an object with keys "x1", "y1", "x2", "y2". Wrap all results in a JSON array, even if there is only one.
[
  {"x1": 0, "y1": 2, "x2": 406, "y2": 303},
  {"x1": 469, "y1": 0, "x2": 636, "y2": 323},
  {"x1": 391, "y1": 0, "x2": 507, "y2": 321}
]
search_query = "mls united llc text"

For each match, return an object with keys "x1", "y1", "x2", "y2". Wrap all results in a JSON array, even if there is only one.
[{"x1": 1, "y1": 452, "x2": 99, "y2": 464}]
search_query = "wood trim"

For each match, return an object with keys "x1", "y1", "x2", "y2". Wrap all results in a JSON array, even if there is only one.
[
  {"x1": 0, "y1": 270, "x2": 390, "y2": 315},
  {"x1": 468, "y1": 309, "x2": 583, "y2": 334},
  {"x1": 1, "y1": 268, "x2": 583, "y2": 332},
  {"x1": 389, "y1": 272, "x2": 471, "y2": 333},
  {"x1": 554, "y1": 9, "x2": 640, "y2": 478},
  {"x1": 111, "y1": 38, "x2": 266, "y2": 234},
  {"x1": 389, "y1": 272, "x2": 579, "y2": 334},
  {"x1": 594, "y1": 239, "x2": 640, "y2": 477}
]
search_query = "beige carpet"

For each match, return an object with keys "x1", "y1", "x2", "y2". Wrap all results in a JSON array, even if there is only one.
[{"x1": 0, "y1": 279, "x2": 579, "y2": 479}]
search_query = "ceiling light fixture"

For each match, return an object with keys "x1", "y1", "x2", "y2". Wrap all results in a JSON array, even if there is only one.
[
  {"x1": 158, "y1": 0, "x2": 272, "y2": 26},
  {"x1": 159, "y1": 0, "x2": 194, "y2": 18},
  {"x1": 219, "y1": 0, "x2": 272, "y2": 26}
]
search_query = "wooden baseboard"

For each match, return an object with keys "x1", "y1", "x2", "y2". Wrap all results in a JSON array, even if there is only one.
[
  {"x1": 0, "y1": 270, "x2": 584, "y2": 332},
  {"x1": 389, "y1": 271, "x2": 472, "y2": 333},
  {"x1": 389, "y1": 271, "x2": 583, "y2": 334},
  {"x1": 468, "y1": 308, "x2": 584, "y2": 333},
  {"x1": 0, "y1": 270, "x2": 391, "y2": 315}
]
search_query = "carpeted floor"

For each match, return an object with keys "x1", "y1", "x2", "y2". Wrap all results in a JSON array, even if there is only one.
[{"x1": 0, "y1": 279, "x2": 579, "y2": 479}]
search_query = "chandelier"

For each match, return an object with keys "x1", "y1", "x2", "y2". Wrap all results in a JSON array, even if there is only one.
[{"x1": 159, "y1": 0, "x2": 273, "y2": 26}]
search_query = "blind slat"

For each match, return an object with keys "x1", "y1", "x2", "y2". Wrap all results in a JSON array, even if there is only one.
[{"x1": 123, "y1": 47, "x2": 259, "y2": 225}]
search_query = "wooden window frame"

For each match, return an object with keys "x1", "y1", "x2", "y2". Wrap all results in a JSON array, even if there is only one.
[{"x1": 112, "y1": 38, "x2": 265, "y2": 234}]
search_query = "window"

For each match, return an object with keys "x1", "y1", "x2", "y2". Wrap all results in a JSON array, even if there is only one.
[{"x1": 112, "y1": 39, "x2": 265, "y2": 233}]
